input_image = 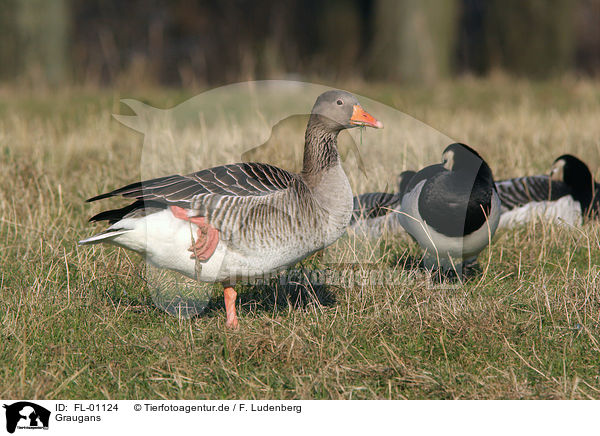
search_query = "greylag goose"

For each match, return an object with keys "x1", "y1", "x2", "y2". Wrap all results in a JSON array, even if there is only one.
[
  {"x1": 398, "y1": 143, "x2": 501, "y2": 271},
  {"x1": 79, "y1": 90, "x2": 382, "y2": 328},
  {"x1": 496, "y1": 154, "x2": 597, "y2": 228}
]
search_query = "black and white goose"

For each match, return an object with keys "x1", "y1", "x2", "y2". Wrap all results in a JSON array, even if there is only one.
[
  {"x1": 79, "y1": 90, "x2": 382, "y2": 328},
  {"x1": 398, "y1": 143, "x2": 501, "y2": 271},
  {"x1": 348, "y1": 170, "x2": 415, "y2": 237},
  {"x1": 496, "y1": 154, "x2": 596, "y2": 228}
]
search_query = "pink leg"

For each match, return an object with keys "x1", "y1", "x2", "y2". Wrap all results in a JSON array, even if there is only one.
[{"x1": 224, "y1": 286, "x2": 239, "y2": 329}]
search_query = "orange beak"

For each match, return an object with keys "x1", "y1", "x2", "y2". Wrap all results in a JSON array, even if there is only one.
[{"x1": 350, "y1": 105, "x2": 383, "y2": 128}]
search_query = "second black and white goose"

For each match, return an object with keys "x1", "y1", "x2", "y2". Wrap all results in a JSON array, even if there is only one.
[
  {"x1": 496, "y1": 154, "x2": 596, "y2": 228},
  {"x1": 398, "y1": 143, "x2": 501, "y2": 270}
]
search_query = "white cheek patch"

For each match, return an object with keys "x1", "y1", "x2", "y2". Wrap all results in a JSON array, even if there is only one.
[
  {"x1": 550, "y1": 160, "x2": 566, "y2": 182},
  {"x1": 442, "y1": 151, "x2": 454, "y2": 171}
]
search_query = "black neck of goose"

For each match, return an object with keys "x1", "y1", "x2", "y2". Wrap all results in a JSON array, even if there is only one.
[
  {"x1": 301, "y1": 115, "x2": 341, "y2": 180},
  {"x1": 570, "y1": 173, "x2": 593, "y2": 215},
  {"x1": 475, "y1": 160, "x2": 494, "y2": 187}
]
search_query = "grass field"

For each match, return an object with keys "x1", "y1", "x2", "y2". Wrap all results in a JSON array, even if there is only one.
[{"x1": 1, "y1": 77, "x2": 600, "y2": 399}]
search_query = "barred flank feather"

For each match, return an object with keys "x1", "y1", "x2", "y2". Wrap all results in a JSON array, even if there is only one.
[
  {"x1": 495, "y1": 176, "x2": 570, "y2": 212},
  {"x1": 350, "y1": 192, "x2": 401, "y2": 224}
]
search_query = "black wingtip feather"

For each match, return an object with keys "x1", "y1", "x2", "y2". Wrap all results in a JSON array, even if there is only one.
[
  {"x1": 86, "y1": 180, "x2": 147, "y2": 202},
  {"x1": 88, "y1": 200, "x2": 167, "y2": 224},
  {"x1": 86, "y1": 192, "x2": 114, "y2": 202}
]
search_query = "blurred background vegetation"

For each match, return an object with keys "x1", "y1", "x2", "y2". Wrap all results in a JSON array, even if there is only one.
[{"x1": 0, "y1": 0, "x2": 598, "y2": 87}]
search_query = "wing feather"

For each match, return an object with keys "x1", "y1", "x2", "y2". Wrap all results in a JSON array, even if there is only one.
[
  {"x1": 495, "y1": 175, "x2": 571, "y2": 211},
  {"x1": 88, "y1": 162, "x2": 295, "y2": 205},
  {"x1": 351, "y1": 192, "x2": 401, "y2": 224},
  {"x1": 87, "y1": 162, "x2": 300, "y2": 237}
]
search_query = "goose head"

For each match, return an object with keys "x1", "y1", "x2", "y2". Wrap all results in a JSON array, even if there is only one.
[
  {"x1": 441, "y1": 142, "x2": 495, "y2": 189},
  {"x1": 550, "y1": 155, "x2": 591, "y2": 185},
  {"x1": 309, "y1": 90, "x2": 383, "y2": 132},
  {"x1": 550, "y1": 154, "x2": 593, "y2": 212},
  {"x1": 441, "y1": 143, "x2": 484, "y2": 171},
  {"x1": 302, "y1": 90, "x2": 382, "y2": 181}
]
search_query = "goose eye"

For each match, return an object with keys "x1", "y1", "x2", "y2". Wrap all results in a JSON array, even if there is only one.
[{"x1": 336, "y1": 99, "x2": 343, "y2": 105}]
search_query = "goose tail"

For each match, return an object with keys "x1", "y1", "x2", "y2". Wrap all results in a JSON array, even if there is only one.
[{"x1": 78, "y1": 229, "x2": 131, "y2": 245}]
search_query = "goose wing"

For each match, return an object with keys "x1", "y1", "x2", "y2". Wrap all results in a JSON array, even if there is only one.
[
  {"x1": 351, "y1": 192, "x2": 401, "y2": 224},
  {"x1": 88, "y1": 162, "x2": 304, "y2": 238},
  {"x1": 88, "y1": 162, "x2": 295, "y2": 205},
  {"x1": 397, "y1": 170, "x2": 416, "y2": 197},
  {"x1": 416, "y1": 171, "x2": 490, "y2": 237},
  {"x1": 495, "y1": 175, "x2": 571, "y2": 212}
]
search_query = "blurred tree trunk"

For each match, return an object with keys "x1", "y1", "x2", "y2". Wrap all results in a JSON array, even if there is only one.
[
  {"x1": 368, "y1": 0, "x2": 459, "y2": 83},
  {"x1": 16, "y1": 0, "x2": 69, "y2": 84},
  {"x1": 0, "y1": 0, "x2": 18, "y2": 80},
  {"x1": 315, "y1": 0, "x2": 361, "y2": 79},
  {"x1": 484, "y1": 0, "x2": 574, "y2": 77},
  {"x1": 575, "y1": 0, "x2": 600, "y2": 74}
]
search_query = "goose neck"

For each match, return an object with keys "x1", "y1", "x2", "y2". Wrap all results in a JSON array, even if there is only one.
[{"x1": 301, "y1": 117, "x2": 340, "y2": 185}]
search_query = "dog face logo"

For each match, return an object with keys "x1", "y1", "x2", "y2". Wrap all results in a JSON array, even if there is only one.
[{"x1": 3, "y1": 402, "x2": 50, "y2": 433}]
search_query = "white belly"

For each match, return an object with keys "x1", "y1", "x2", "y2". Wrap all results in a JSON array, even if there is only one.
[
  {"x1": 108, "y1": 209, "x2": 323, "y2": 284},
  {"x1": 498, "y1": 195, "x2": 582, "y2": 229}
]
